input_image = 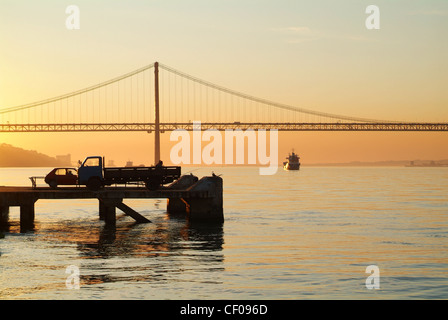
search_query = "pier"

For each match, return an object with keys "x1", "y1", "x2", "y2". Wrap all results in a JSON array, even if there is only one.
[{"x1": 0, "y1": 175, "x2": 223, "y2": 231}]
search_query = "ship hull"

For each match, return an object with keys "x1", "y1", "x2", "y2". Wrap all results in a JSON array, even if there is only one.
[{"x1": 284, "y1": 162, "x2": 300, "y2": 170}]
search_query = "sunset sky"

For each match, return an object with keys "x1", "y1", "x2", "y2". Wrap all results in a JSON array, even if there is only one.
[{"x1": 1, "y1": 0, "x2": 447, "y2": 166}]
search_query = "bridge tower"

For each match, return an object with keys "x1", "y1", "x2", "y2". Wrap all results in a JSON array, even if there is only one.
[{"x1": 154, "y1": 62, "x2": 161, "y2": 165}]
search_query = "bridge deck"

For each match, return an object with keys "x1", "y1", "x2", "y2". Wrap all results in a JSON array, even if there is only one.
[{"x1": 1, "y1": 122, "x2": 447, "y2": 132}]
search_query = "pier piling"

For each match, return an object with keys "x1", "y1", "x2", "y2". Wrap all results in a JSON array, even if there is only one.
[
  {"x1": 98, "y1": 199, "x2": 118, "y2": 226},
  {"x1": 20, "y1": 202, "x2": 36, "y2": 231},
  {"x1": 0, "y1": 206, "x2": 9, "y2": 227}
]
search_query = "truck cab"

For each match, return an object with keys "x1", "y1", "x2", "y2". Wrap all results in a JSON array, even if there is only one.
[{"x1": 78, "y1": 156, "x2": 104, "y2": 190}]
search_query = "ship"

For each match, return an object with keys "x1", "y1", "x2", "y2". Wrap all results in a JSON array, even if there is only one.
[{"x1": 283, "y1": 150, "x2": 301, "y2": 170}]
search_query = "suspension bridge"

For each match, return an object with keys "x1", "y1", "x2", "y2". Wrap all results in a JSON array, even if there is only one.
[{"x1": 1, "y1": 61, "x2": 447, "y2": 163}]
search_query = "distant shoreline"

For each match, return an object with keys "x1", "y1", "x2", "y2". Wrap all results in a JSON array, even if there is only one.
[
  {"x1": 1, "y1": 143, "x2": 447, "y2": 168},
  {"x1": 0, "y1": 143, "x2": 71, "y2": 168}
]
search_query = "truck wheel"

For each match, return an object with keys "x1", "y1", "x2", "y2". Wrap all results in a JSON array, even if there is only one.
[
  {"x1": 49, "y1": 180, "x2": 58, "y2": 189},
  {"x1": 87, "y1": 177, "x2": 102, "y2": 191}
]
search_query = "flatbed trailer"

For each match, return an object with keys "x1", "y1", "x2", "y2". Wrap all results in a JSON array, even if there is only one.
[{"x1": 103, "y1": 166, "x2": 181, "y2": 189}]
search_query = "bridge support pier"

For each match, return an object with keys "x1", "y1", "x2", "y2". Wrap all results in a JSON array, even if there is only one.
[{"x1": 154, "y1": 61, "x2": 161, "y2": 165}]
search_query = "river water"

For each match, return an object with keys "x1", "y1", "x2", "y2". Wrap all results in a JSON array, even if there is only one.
[{"x1": 0, "y1": 166, "x2": 447, "y2": 300}]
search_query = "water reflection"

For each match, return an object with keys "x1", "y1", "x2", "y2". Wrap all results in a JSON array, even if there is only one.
[
  {"x1": 5, "y1": 167, "x2": 447, "y2": 299},
  {"x1": 34, "y1": 215, "x2": 224, "y2": 258},
  {"x1": 3, "y1": 212, "x2": 225, "y2": 291}
]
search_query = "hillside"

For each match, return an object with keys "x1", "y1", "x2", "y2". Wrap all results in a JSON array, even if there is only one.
[{"x1": 0, "y1": 143, "x2": 71, "y2": 167}]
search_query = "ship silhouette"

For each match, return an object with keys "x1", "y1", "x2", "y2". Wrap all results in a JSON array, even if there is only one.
[{"x1": 283, "y1": 150, "x2": 300, "y2": 170}]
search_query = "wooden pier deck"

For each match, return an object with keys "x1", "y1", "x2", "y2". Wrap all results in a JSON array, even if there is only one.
[
  {"x1": 0, "y1": 186, "x2": 214, "y2": 201},
  {"x1": 0, "y1": 175, "x2": 223, "y2": 231}
]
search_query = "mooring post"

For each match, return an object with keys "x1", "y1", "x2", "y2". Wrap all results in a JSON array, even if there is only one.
[
  {"x1": 184, "y1": 176, "x2": 224, "y2": 223},
  {"x1": 166, "y1": 174, "x2": 199, "y2": 217}
]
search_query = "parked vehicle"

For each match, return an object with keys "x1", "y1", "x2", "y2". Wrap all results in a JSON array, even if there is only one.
[{"x1": 45, "y1": 168, "x2": 78, "y2": 188}]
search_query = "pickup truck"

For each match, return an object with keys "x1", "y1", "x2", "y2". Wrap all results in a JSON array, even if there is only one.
[
  {"x1": 46, "y1": 156, "x2": 181, "y2": 190},
  {"x1": 78, "y1": 156, "x2": 181, "y2": 190}
]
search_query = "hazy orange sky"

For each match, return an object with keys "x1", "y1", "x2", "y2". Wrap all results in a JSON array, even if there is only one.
[{"x1": 1, "y1": 0, "x2": 447, "y2": 166}]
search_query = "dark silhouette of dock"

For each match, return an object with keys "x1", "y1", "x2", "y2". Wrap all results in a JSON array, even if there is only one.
[{"x1": 0, "y1": 175, "x2": 223, "y2": 232}]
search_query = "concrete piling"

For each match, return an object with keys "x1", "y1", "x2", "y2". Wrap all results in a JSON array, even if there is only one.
[
  {"x1": 186, "y1": 176, "x2": 224, "y2": 223},
  {"x1": 167, "y1": 175, "x2": 224, "y2": 223},
  {"x1": 0, "y1": 196, "x2": 37, "y2": 231},
  {"x1": 20, "y1": 202, "x2": 36, "y2": 231},
  {"x1": 98, "y1": 199, "x2": 117, "y2": 226},
  {"x1": 167, "y1": 174, "x2": 198, "y2": 216},
  {"x1": 0, "y1": 206, "x2": 9, "y2": 227}
]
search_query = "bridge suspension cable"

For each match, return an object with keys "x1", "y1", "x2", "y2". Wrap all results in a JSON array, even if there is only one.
[
  {"x1": 0, "y1": 61, "x2": 445, "y2": 131},
  {"x1": 0, "y1": 63, "x2": 155, "y2": 115},
  {"x1": 158, "y1": 63, "x2": 391, "y2": 123}
]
